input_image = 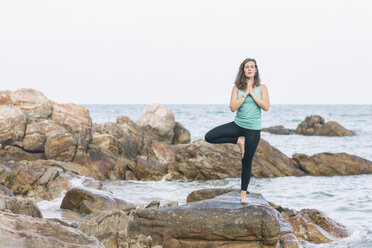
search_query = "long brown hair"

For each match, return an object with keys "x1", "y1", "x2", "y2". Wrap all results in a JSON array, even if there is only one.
[{"x1": 234, "y1": 58, "x2": 261, "y2": 90}]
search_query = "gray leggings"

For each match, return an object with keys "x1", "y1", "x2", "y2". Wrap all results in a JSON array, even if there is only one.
[{"x1": 204, "y1": 121, "x2": 260, "y2": 191}]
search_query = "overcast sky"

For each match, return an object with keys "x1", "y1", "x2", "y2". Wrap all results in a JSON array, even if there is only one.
[{"x1": 1, "y1": 1, "x2": 371, "y2": 104}]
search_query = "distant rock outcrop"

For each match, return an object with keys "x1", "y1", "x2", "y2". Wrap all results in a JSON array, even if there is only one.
[
  {"x1": 295, "y1": 115, "x2": 355, "y2": 136},
  {"x1": 262, "y1": 115, "x2": 355, "y2": 136}
]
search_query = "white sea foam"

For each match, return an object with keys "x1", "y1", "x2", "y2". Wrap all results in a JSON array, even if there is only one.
[
  {"x1": 36, "y1": 191, "x2": 66, "y2": 219},
  {"x1": 68, "y1": 175, "x2": 91, "y2": 188}
]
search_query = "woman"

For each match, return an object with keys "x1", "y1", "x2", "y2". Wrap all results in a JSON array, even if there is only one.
[{"x1": 204, "y1": 58, "x2": 270, "y2": 204}]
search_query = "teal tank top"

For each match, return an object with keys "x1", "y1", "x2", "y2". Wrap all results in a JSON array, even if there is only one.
[{"x1": 234, "y1": 86, "x2": 262, "y2": 130}]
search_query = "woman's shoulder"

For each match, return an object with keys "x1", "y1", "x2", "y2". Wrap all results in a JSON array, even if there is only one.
[
  {"x1": 259, "y1": 84, "x2": 267, "y2": 89},
  {"x1": 232, "y1": 85, "x2": 240, "y2": 92},
  {"x1": 259, "y1": 84, "x2": 268, "y2": 92}
]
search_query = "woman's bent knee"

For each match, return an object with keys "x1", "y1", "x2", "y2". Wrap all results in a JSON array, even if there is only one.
[{"x1": 204, "y1": 132, "x2": 212, "y2": 143}]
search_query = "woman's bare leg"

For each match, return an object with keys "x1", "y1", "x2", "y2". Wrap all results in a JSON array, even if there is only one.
[{"x1": 236, "y1": 136, "x2": 245, "y2": 159}]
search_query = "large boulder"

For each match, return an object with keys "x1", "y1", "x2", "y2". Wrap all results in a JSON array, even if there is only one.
[
  {"x1": 291, "y1": 152, "x2": 372, "y2": 175},
  {"x1": 128, "y1": 192, "x2": 299, "y2": 248},
  {"x1": 0, "y1": 211, "x2": 104, "y2": 248},
  {"x1": 295, "y1": 115, "x2": 355, "y2": 136},
  {"x1": 254, "y1": 139, "x2": 305, "y2": 177},
  {"x1": 166, "y1": 139, "x2": 241, "y2": 180},
  {"x1": 136, "y1": 104, "x2": 176, "y2": 144},
  {"x1": 166, "y1": 138, "x2": 304, "y2": 181},
  {"x1": 60, "y1": 187, "x2": 136, "y2": 215},
  {"x1": 0, "y1": 160, "x2": 106, "y2": 202}
]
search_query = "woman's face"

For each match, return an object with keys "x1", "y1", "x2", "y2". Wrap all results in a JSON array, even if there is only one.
[{"x1": 244, "y1": 61, "x2": 256, "y2": 78}]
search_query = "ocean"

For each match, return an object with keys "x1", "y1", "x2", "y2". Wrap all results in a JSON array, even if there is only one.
[{"x1": 38, "y1": 104, "x2": 372, "y2": 248}]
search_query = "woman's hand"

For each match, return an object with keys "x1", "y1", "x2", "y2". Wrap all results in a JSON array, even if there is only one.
[
  {"x1": 245, "y1": 80, "x2": 254, "y2": 96},
  {"x1": 250, "y1": 84, "x2": 270, "y2": 111}
]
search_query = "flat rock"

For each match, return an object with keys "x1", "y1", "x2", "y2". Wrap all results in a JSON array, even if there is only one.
[{"x1": 128, "y1": 192, "x2": 299, "y2": 248}]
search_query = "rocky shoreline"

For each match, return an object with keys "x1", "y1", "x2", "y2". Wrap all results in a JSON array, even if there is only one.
[{"x1": 0, "y1": 88, "x2": 370, "y2": 247}]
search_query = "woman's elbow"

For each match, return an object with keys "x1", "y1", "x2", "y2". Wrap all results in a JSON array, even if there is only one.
[
  {"x1": 230, "y1": 105, "x2": 237, "y2": 112},
  {"x1": 263, "y1": 104, "x2": 270, "y2": 111}
]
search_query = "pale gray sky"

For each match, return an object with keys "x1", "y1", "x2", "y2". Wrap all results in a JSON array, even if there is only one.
[{"x1": 1, "y1": 0, "x2": 371, "y2": 104}]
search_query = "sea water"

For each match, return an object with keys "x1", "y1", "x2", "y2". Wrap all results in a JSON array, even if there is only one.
[{"x1": 37, "y1": 104, "x2": 372, "y2": 247}]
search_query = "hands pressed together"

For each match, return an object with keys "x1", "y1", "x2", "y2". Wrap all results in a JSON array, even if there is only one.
[{"x1": 243, "y1": 79, "x2": 254, "y2": 98}]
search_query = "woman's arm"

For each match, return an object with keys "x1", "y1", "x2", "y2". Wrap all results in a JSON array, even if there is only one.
[
  {"x1": 250, "y1": 84, "x2": 270, "y2": 111},
  {"x1": 229, "y1": 86, "x2": 248, "y2": 112}
]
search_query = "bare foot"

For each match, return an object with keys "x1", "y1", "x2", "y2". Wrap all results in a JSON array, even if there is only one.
[
  {"x1": 240, "y1": 190, "x2": 249, "y2": 204},
  {"x1": 237, "y1": 136, "x2": 245, "y2": 159}
]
